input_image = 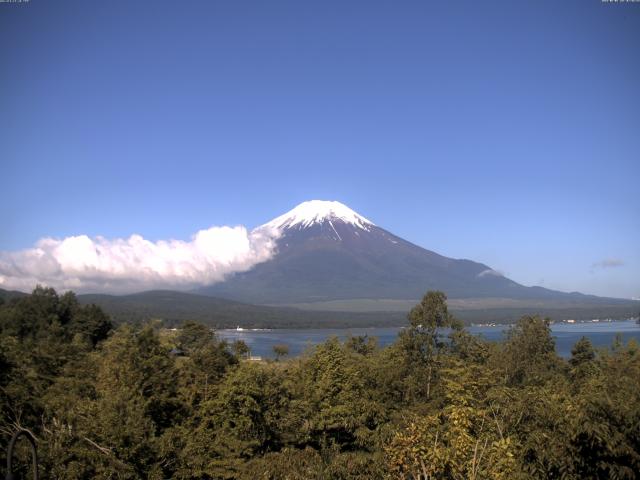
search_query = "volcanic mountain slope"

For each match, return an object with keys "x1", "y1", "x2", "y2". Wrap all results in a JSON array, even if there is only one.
[{"x1": 197, "y1": 201, "x2": 611, "y2": 305}]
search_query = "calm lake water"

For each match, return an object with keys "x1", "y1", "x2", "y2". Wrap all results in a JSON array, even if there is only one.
[{"x1": 217, "y1": 319, "x2": 640, "y2": 359}]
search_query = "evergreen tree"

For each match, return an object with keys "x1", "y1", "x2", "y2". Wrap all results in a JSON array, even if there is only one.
[{"x1": 503, "y1": 315, "x2": 561, "y2": 386}]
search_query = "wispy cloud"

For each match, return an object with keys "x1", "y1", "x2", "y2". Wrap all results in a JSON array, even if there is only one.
[
  {"x1": 591, "y1": 258, "x2": 625, "y2": 270},
  {"x1": 0, "y1": 225, "x2": 280, "y2": 293},
  {"x1": 477, "y1": 268, "x2": 504, "y2": 278}
]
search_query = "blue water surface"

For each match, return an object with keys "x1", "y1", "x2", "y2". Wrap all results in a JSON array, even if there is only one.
[{"x1": 217, "y1": 320, "x2": 640, "y2": 359}]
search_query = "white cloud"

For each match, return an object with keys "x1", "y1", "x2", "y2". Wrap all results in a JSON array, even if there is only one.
[
  {"x1": 477, "y1": 268, "x2": 504, "y2": 278},
  {"x1": 0, "y1": 225, "x2": 280, "y2": 293}
]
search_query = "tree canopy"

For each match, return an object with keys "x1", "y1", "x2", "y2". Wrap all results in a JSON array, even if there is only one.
[{"x1": 1, "y1": 288, "x2": 639, "y2": 479}]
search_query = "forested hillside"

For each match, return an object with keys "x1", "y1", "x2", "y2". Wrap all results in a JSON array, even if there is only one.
[
  {"x1": 4, "y1": 288, "x2": 637, "y2": 329},
  {"x1": 76, "y1": 290, "x2": 406, "y2": 329},
  {"x1": 1, "y1": 287, "x2": 639, "y2": 479}
]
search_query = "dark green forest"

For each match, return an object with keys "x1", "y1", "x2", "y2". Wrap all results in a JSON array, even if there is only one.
[
  {"x1": 1, "y1": 287, "x2": 639, "y2": 479},
  {"x1": 6, "y1": 288, "x2": 636, "y2": 329}
]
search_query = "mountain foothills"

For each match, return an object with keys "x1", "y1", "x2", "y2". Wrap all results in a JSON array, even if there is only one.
[
  {"x1": 1, "y1": 287, "x2": 639, "y2": 479},
  {"x1": 76, "y1": 290, "x2": 405, "y2": 329},
  {"x1": 2, "y1": 286, "x2": 636, "y2": 328}
]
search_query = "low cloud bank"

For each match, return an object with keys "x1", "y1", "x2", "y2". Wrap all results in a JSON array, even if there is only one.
[{"x1": 0, "y1": 225, "x2": 280, "y2": 293}]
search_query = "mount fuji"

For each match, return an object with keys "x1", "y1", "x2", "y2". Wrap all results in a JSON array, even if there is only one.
[{"x1": 196, "y1": 200, "x2": 609, "y2": 307}]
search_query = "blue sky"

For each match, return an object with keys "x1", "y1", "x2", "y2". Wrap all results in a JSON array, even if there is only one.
[{"x1": 1, "y1": 0, "x2": 639, "y2": 298}]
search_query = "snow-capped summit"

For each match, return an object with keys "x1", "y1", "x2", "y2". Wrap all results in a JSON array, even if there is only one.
[
  {"x1": 261, "y1": 200, "x2": 375, "y2": 231},
  {"x1": 198, "y1": 200, "x2": 600, "y2": 306}
]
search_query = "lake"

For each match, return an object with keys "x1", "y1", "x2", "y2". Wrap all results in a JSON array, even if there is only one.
[{"x1": 217, "y1": 319, "x2": 640, "y2": 359}]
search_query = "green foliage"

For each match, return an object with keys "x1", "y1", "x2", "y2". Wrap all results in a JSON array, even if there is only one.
[
  {"x1": 176, "y1": 320, "x2": 216, "y2": 352},
  {"x1": 569, "y1": 336, "x2": 598, "y2": 384},
  {"x1": 241, "y1": 447, "x2": 324, "y2": 479},
  {"x1": 176, "y1": 362, "x2": 287, "y2": 478},
  {"x1": 1, "y1": 287, "x2": 639, "y2": 479},
  {"x1": 570, "y1": 336, "x2": 596, "y2": 367},
  {"x1": 233, "y1": 339, "x2": 251, "y2": 359},
  {"x1": 397, "y1": 290, "x2": 458, "y2": 400},
  {"x1": 173, "y1": 321, "x2": 238, "y2": 408},
  {"x1": 291, "y1": 337, "x2": 389, "y2": 450},
  {"x1": 344, "y1": 334, "x2": 378, "y2": 356},
  {"x1": 502, "y1": 315, "x2": 562, "y2": 386},
  {"x1": 273, "y1": 344, "x2": 289, "y2": 360}
]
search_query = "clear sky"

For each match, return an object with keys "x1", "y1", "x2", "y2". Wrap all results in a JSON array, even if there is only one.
[{"x1": 1, "y1": 0, "x2": 639, "y2": 298}]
